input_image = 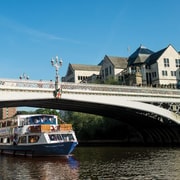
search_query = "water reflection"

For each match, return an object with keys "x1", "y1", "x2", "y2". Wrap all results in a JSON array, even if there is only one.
[
  {"x1": 74, "y1": 147, "x2": 180, "y2": 180},
  {"x1": 1, "y1": 147, "x2": 180, "y2": 179},
  {"x1": 0, "y1": 155, "x2": 79, "y2": 180}
]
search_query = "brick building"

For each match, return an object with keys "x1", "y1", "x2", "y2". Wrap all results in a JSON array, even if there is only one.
[{"x1": 0, "y1": 107, "x2": 17, "y2": 120}]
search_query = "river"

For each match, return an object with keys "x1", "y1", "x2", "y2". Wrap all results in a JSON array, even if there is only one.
[{"x1": 0, "y1": 146, "x2": 180, "y2": 180}]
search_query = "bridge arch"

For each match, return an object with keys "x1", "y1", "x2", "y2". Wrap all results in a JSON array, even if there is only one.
[{"x1": 0, "y1": 81, "x2": 179, "y2": 126}]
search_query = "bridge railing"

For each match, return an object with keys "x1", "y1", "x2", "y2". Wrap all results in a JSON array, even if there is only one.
[
  {"x1": 0, "y1": 79, "x2": 55, "y2": 89},
  {"x1": 0, "y1": 78, "x2": 180, "y2": 96},
  {"x1": 60, "y1": 82, "x2": 180, "y2": 96}
]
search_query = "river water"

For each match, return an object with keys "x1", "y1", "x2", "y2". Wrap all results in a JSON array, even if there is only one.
[{"x1": 0, "y1": 147, "x2": 180, "y2": 180}]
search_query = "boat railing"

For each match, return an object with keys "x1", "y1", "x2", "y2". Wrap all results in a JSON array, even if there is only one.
[
  {"x1": 60, "y1": 124, "x2": 72, "y2": 131},
  {"x1": 0, "y1": 119, "x2": 18, "y2": 128},
  {"x1": 28, "y1": 125, "x2": 51, "y2": 133},
  {"x1": 28, "y1": 124, "x2": 73, "y2": 133}
]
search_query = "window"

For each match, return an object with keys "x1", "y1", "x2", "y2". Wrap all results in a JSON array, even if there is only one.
[
  {"x1": 18, "y1": 136, "x2": 27, "y2": 144},
  {"x1": 49, "y1": 134, "x2": 58, "y2": 141},
  {"x1": 145, "y1": 65, "x2": 151, "y2": 69},
  {"x1": 30, "y1": 115, "x2": 56, "y2": 125},
  {"x1": 101, "y1": 70, "x2": 104, "y2": 78},
  {"x1": 61, "y1": 134, "x2": 74, "y2": 141},
  {"x1": 29, "y1": 135, "x2": 40, "y2": 143},
  {"x1": 162, "y1": 70, "x2": 168, "y2": 76},
  {"x1": 152, "y1": 72, "x2": 157, "y2": 78},
  {"x1": 164, "y1": 58, "x2": 169, "y2": 67},
  {"x1": 175, "y1": 59, "x2": 180, "y2": 67},
  {"x1": 131, "y1": 66, "x2": 136, "y2": 74},
  {"x1": 171, "y1": 71, "x2": 176, "y2": 76},
  {"x1": 109, "y1": 66, "x2": 112, "y2": 75},
  {"x1": 105, "y1": 67, "x2": 108, "y2": 76}
]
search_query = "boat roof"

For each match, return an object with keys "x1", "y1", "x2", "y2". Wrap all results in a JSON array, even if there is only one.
[{"x1": 16, "y1": 114, "x2": 57, "y2": 118}]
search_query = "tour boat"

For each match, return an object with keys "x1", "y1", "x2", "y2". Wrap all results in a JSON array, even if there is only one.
[{"x1": 0, "y1": 114, "x2": 78, "y2": 156}]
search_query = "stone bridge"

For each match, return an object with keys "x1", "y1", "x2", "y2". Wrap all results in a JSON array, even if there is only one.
[{"x1": 0, "y1": 78, "x2": 180, "y2": 145}]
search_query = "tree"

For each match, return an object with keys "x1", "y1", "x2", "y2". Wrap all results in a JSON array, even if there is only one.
[{"x1": 34, "y1": 108, "x2": 59, "y2": 116}]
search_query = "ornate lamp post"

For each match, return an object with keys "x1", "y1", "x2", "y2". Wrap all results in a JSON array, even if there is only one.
[
  {"x1": 51, "y1": 55, "x2": 63, "y2": 90},
  {"x1": 19, "y1": 73, "x2": 29, "y2": 80}
]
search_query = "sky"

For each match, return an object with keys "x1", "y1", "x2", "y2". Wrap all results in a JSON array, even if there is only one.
[{"x1": 0, "y1": 0, "x2": 180, "y2": 82}]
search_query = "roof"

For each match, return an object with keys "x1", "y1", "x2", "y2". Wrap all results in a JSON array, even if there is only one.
[
  {"x1": 146, "y1": 44, "x2": 179, "y2": 65},
  {"x1": 146, "y1": 47, "x2": 167, "y2": 65},
  {"x1": 70, "y1": 64, "x2": 101, "y2": 71},
  {"x1": 128, "y1": 45, "x2": 154, "y2": 66},
  {"x1": 106, "y1": 55, "x2": 128, "y2": 68}
]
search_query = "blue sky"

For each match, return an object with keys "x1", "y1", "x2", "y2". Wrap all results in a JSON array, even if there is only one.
[{"x1": 0, "y1": 0, "x2": 180, "y2": 81}]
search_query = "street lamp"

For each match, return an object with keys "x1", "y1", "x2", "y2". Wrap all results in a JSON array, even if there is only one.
[
  {"x1": 19, "y1": 73, "x2": 29, "y2": 80},
  {"x1": 51, "y1": 55, "x2": 63, "y2": 90}
]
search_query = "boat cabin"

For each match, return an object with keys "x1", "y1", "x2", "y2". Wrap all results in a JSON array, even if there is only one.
[
  {"x1": 0, "y1": 114, "x2": 76, "y2": 146},
  {"x1": 17, "y1": 114, "x2": 58, "y2": 126}
]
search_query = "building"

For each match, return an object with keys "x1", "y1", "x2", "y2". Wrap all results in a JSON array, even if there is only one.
[
  {"x1": 0, "y1": 107, "x2": 17, "y2": 120},
  {"x1": 121, "y1": 45, "x2": 154, "y2": 86},
  {"x1": 62, "y1": 44, "x2": 180, "y2": 88},
  {"x1": 62, "y1": 63, "x2": 101, "y2": 83},
  {"x1": 146, "y1": 44, "x2": 180, "y2": 87},
  {"x1": 123, "y1": 44, "x2": 180, "y2": 87},
  {"x1": 99, "y1": 55, "x2": 128, "y2": 82}
]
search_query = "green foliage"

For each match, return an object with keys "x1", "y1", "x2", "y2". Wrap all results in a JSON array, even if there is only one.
[
  {"x1": 62, "y1": 111, "x2": 127, "y2": 140},
  {"x1": 71, "y1": 112, "x2": 104, "y2": 140},
  {"x1": 89, "y1": 76, "x2": 120, "y2": 85},
  {"x1": 104, "y1": 76, "x2": 120, "y2": 85},
  {"x1": 34, "y1": 108, "x2": 59, "y2": 116}
]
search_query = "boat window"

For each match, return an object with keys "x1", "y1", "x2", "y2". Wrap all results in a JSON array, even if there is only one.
[
  {"x1": 11, "y1": 120, "x2": 18, "y2": 126},
  {"x1": 30, "y1": 116, "x2": 56, "y2": 125},
  {"x1": 19, "y1": 119, "x2": 25, "y2": 126},
  {"x1": 57, "y1": 134, "x2": 63, "y2": 140},
  {"x1": 24, "y1": 118, "x2": 30, "y2": 125},
  {"x1": 0, "y1": 138, "x2": 7, "y2": 143},
  {"x1": 49, "y1": 134, "x2": 57, "y2": 141},
  {"x1": 1, "y1": 122, "x2": 6, "y2": 127},
  {"x1": 3, "y1": 138, "x2": 7, "y2": 143},
  {"x1": 28, "y1": 135, "x2": 40, "y2": 143},
  {"x1": 0, "y1": 120, "x2": 18, "y2": 127},
  {"x1": 7, "y1": 121, "x2": 12, "y2": 126},
  {"x1": 48, "y1": 134, "x2": 63, "y2": 141},
  {"x1": 18, "y1": 136, "x2": 27, "y2": 144},
  {"x1": 61, "y1": 134, "x2": 74, "y2": 141}
]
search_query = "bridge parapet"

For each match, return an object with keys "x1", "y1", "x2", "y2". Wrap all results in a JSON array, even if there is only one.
[
  {"x1": 0, "y1": 78, "x2": 55, "y2": 89},
  {"x1": 0, "y1": 78, "x2": 180, "y2": 98},
  {"x1": 61, "y1": 83, "x2": 180, "y2": 97}
]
